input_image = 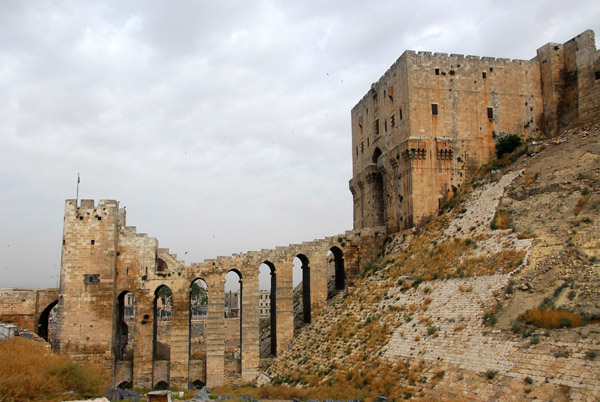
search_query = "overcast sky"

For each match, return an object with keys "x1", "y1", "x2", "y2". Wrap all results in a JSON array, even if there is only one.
[{"x1": 1, "y1": 1, "x2": 599, "y2": 289}]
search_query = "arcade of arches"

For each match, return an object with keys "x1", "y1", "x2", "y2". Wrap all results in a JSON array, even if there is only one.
[{"x1": 55, "y1": 199, "x2": 385, "y2": 390}]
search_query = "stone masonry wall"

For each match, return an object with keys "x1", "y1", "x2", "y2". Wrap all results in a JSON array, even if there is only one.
[
  {"x1": 56, "y1": 199, "x2": 119, "y2": 373},
  {"x1": 382, "y1": 275, "x2": 600, "y2": 399},
  {"x1": 350, "y1": 30, "x2": 599, "y2": 234},
  {"x1": 350, "y1": 49, "x2": 543, "y2": 233},
  {"x1": 55, "y1": 199, "x2": 386, "y2": 390},
  {"x1": 0, "y1": 288, "x2": 58, "y2": 334}
]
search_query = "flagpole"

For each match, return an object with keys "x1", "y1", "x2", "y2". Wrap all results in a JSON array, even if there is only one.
[{"x1": 76, "y1": 173, "x2": 80, "y2": 205}]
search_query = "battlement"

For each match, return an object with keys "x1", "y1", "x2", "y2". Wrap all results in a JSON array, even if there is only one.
[
  {"x1": 65, "y1": 199, "x2": 119, "y2": 209},
  {"x1": 353, "y1": 47, "x2": 540, "y2": 111}
]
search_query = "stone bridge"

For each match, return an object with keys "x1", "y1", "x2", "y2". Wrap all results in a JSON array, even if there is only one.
[{"x1": 55, "y1": 200, "x2": 386, "y2": 390}]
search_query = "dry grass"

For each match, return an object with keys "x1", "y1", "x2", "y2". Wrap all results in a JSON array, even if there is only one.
[
  {"x1": 0, "y1": 337, "x2": 109, "y2": 402},
  {"x1": 258, "y1": 359, "x2": 418, "y2": 401},
  {"x1": 453, "y1": 323, "x2": 467, "y2": 332},
  {"x1": 384, "y1": 230, "x2": 525, "y2": 281},
  {"x1": 525, "y1": 172, "x2": 539, "y2": 187},
  {"x1": 521, "y1": 309, "x2": 584, "y2": 329},
  {"x1": 458, "y1": 284, "x2": 472, "y2": 292},
  {"x1": 517, "y1": 232, "x2": 536, "y2": 239},
  {"x1": 491, "y1": 210, "x2": 512, "y2": 230},
  {"x1": 574, "y1": 194, "x2": 590, "y2": 216}
]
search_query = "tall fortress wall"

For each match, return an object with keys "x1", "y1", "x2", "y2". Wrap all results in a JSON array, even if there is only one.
[{"x1": 350, "y1": 29, "x2": 600, "y2": 233}]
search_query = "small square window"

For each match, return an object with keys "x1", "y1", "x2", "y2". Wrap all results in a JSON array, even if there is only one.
[
  {"x1": 595, "y1": 71, "x2": 600, "y2": 80},
  {"x1": 431, "y1": 104, "x2": 438, "y2": 116},
  {"x1": 435, "y1": 68, "x2": 440, "y2": 75},
  {"x1": 487, "y1": 107, "x2": 494, "y2": 119},
  {"x1": 91, "y1": 239, "x2": 95, "y2": 245},
  {"x1": 83, "y1": 274, "x2": 100, "y2": 285},
  {"x1": 482, "y1": 72, "x2": 487, "y2": 79}
]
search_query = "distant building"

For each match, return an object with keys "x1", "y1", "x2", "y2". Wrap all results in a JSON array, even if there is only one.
[
  {"x1": 259, "y1": 290, "x2": 271, "y2": 319},
  {"x1": 224, "y1": 291, "x2": 240, "y2": 318}
]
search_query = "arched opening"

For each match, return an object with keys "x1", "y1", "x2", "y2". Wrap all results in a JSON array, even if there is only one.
[
  {"x1": 153, "y1": 285, "x2": 172, "y2": 361},
  {"x1": 37, "y1": 300, "x2": 58, "y2": 343},
  {"x1": 116, "y1": 291, "x2": 135, "y2": 361},
  {"x1": 258, "y1": 261, "x2": 276, "y2": 357},
  {"x1": 327, "y1": 247, "x2": 346, "y2": 299},
  {"x1": 293, "y1": 254, "x2": 311, "y2": 332},
  {"x1": 189, "y1": 279, "x2": 208, "y2": 358},
  {"x1": 154, "y1": 381, "x2": 169, "y2": 390},
  {"x1": 156, "y1": 258, "x2": 168, "y2": 272},
  {"x1": 189, "y1": 278, "x2": 208, "y2": 385},
  {"x1": 224, "y1": 269, "x2": 242, "y2": 377},
  {"x1": 117, "y1": 381, "x2": 132, "y2": 389},
  {"x1": 372, "y1": 147, "x2": 382, "y2": 164},
  {"x1": 191, "y1": 380, "x2": 206, "y2": 389}
]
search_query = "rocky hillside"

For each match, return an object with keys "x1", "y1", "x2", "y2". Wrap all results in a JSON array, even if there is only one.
[{"x1": 264, "y1": 123, "x2": 600, "y2": 401}]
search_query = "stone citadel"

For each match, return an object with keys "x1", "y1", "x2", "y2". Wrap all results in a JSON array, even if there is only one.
[
  {"x1": 350, "y1": 29, "x2": 600, "y2": 232},
  {"x1": 1, "y1": 30, "x2": 599, "y2": 391}
]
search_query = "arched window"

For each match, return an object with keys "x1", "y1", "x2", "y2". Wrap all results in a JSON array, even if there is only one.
[
  {"x1": 156, "y1": 258, "x2": 168, "y2": 272},
  {"x1": 372, "y1": 147, "x2": 382, "y2": 164}
]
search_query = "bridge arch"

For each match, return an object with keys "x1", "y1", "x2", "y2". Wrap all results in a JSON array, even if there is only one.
[
  {"x1": 294, "y1": 254, "x2": 311, "y2": 327},
  {"x1": 37, "y1": 300, "x2": 58, "y2": 342},
  {"x1": 153, "y1": 285, "x2": 172, "y2": 362},
  {"x1": 328, "y1": 246, "x2": 346, "y2": 296},
  {"x1": 225, "y1": 269, "x2": 243, "y2": 378},
  {"x1": 258, "y1": 261, "x2": 277, "y2": 357},
  {"x1": 189, "y1": 278, "x2": 208, "y2": 386},
  {"x1": 154, "y1": 380, "x2": 169, "y2": 390},
  {"x1": 116, "y1": 291, "x2": 135, "y2": 361}
]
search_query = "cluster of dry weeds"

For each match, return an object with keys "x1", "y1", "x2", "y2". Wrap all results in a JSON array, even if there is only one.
[{"x1": 0, "y1": 338, "x2": 109, "y2": 402}]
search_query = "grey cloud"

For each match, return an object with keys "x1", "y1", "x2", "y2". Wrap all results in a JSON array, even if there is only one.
[{"x1": 1, "y1": 0, "x2": 599, "y2": 288}]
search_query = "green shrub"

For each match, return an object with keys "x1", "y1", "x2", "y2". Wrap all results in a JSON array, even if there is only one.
[
  {"x1": 496, "y1": 134, "x2": 523, "y2": 157},
  {"x1": 485, "y1": 370, "x2": 498, "y2": 380},
  {"x1": 511, "y1": 320, "x2": 523, "y2": 334},
  {"x1": 586, "y1": 350, "x2": 597, "y2": 360},
  {"x1": 483, "y1": 312, "x2": 498, "y2": 326}
]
